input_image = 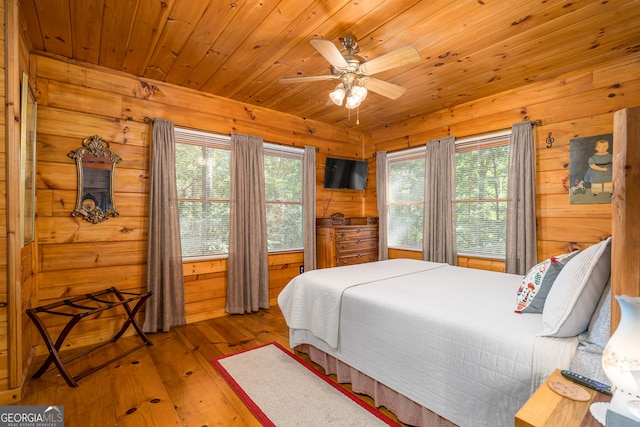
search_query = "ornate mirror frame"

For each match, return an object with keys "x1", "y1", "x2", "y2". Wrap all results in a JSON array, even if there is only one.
[{"x1": 68, "y1": 135, "x2": 122, "y2": 223}]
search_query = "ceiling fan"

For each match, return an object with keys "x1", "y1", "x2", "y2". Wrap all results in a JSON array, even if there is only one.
[{"x1": 279, "y1": 34, "x2": 420, "y2": 110}]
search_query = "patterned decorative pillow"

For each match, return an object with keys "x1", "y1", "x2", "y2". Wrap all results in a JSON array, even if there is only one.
[{"x1": 515, "y1": 250, "x2": 580, "y2": 313}]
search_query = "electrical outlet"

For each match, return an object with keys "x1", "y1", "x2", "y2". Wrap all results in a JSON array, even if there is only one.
[{"x1": 299, "y1": 266, "x2": 304, "y2": 274}]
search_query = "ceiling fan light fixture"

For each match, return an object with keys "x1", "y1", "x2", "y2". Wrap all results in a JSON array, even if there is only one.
[
  {"x1": 345, "y1": 85, "x2": 367, "y2": 109},
  {"x1": 345, "y1": 95, "x2": 361, "y2": 109},
  {"x1": 282, "y1": 34, "x2": 419, "y2": 119},
  {"x1": 352, "y1": 85, "x2": 368, "y2": 102},
  {"x1": 329, "y1": 84, "x2": 346, "y2": 106}
]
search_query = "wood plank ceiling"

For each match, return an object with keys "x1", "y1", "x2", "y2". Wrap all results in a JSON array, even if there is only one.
[{"x1": 20, "y1": 0, "x2": 640, "y2": 133}]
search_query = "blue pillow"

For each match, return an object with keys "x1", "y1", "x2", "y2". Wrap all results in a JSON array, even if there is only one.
[{"x1": 568, "y1": 282, "x2": 611, "y2": 385}]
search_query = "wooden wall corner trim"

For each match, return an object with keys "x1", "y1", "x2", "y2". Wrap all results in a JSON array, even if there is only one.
[{"x1": 611, "y1": 105, "x2": 640, "y2": 332}]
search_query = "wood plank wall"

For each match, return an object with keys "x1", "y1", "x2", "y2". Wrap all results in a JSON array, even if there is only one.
[
  {"x1": 366, "y1": 52, "x2": 640, "y2": 271},
  {"x1": 16, "y1": 46, "x2": 640, "y2": 366},
  {"x1": 0, "y1": 3, "x2": 42, "y2": 401},
  {"x1": 18, "y1": 17, "x2": 38, "y2": 402},
  {"x1": 31, "y1": 53, "x2": 365, "y2": 352},
  {"x1": 1, "y1": 0, "x2": 38, "y2": 402},
  {"x1": 0, "y1": 0, "x2": 8, "y2": 394}
]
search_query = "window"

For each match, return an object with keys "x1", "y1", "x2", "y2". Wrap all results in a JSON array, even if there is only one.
[
  {"x1": 174, "y1": 129, "x2": 304, "y2": 258},
  {"x1": 385, "y1": 132, "x2": 510, "y2": 258},
  {"x1": 263, "y1": 144, "x2": 304, "y2": 252},
  {"x1": 175, "y1": 128, "x2": 231, "y2": 258},
  {"x1": 454, "y1": 133, "x2": 510, "y2": 258},
  {"x1": 387, "y1": 148, "x2": 425, "y2": 250}
]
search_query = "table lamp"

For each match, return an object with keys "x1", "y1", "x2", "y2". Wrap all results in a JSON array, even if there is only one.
[{"x1": 602, "y1": 295, "x2": 640, "y2": 426}]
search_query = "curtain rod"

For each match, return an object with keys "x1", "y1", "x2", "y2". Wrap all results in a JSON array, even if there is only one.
[
  {"x1": 455, "y1": 119, "x2": 541, "y2": 142},
  {"x1": 144, "y1": 116, "x2": 319, "y2": 151},
  {"x1": 374, "y1": 119, "x2": 542, "y2": 156}
]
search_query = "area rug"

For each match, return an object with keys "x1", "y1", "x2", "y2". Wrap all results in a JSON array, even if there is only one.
[{"x1": 212, "y1": 342, "x2": 400, "y2": 426}]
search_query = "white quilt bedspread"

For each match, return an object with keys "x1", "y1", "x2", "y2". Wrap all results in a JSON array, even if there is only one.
[
  {"x1": 280, "y1": 261, "x2": 578, "y2": 427},
  {"x1": 278, "y1": 258, "x2": 446, "y2": 348}
]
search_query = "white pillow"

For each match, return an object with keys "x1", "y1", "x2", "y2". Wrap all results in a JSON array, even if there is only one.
[{"x1": 539, "y1": 237, "x2": 611, "y2": 337}]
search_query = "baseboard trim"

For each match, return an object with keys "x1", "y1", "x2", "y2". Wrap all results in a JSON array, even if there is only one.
[
  {"x1": 0, "y1": 345, "x2": 37, "y2": 405},
  {"x1": 0, "y1": 384, "x2": 23, "y2": 405}
]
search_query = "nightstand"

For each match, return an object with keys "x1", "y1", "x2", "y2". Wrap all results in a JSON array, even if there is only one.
[{"x1": 515, "y1": 369, "x2": 612, "y2": 427}]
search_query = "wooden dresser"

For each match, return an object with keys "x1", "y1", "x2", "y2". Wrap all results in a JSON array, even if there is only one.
[{"x1": 316, "y1": 216, "x2": 379, "y2": 269}]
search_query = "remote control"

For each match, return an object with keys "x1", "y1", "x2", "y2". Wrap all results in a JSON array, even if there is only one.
[{"x1": 560, "y1": 370, "x2": 612, "y2": 396}]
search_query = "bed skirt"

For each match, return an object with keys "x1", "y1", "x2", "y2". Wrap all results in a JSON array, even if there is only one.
[{"x1": 295, "y1": 344, "x2": 458, "y2": 427}]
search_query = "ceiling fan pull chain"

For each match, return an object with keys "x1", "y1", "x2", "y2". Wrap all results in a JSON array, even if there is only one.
[{"x1": 356, "y1": 107, "x2": 360, "y2": 125}]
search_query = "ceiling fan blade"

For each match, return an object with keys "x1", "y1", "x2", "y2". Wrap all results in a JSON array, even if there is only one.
[
  {"x1": 362, "y1": 78, "x2": 407, "y2": 100},
  {"x1": 310, "y1": 39, "x2": 349, "y2": 69},
  {"x1": 359, "y1": 45, "x2": 420, "y2": 75},
  {"x1": 279, "y1": 75, "x2": 338, "y2": 83}
]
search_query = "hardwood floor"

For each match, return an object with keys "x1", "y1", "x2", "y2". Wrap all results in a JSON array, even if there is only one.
[{"x1": 17, "y1": 307, "x2": 402, "y2": 426}]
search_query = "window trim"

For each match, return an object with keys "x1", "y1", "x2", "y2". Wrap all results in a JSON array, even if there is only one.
[
  {"x1": 454, "y1": 131, "x2": 511, "y2": 259},
  {"x1": 175, "y1": 128, "x2": 305, "y2": 259},
  {"x1": 386, "y1": 147, "x2": 427, "y2": 251},
  {"x1": 264, "y1": 141, "x2": 304, "y2": 156},
  {"x1": 175, "y1": 127, "x2": 232, "y2": 260},
  {"x1": 174, "y1": 127, "x2": 231, "y2": 147},
  {"x1": 263, "y1": 143, "x2": 305, "y2": 252},
  {"x1": 454, "y1": 130, "x2": 511, "y2": 148}
]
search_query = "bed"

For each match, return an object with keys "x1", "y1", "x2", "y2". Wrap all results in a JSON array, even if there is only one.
[{"x1": 277, "y1": 238, "x2": 612, "y2": 427}]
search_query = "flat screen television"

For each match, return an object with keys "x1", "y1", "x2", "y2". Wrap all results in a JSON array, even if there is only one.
[{"x1": 323, "y1": 157, "x2": 368, "y2": 190}]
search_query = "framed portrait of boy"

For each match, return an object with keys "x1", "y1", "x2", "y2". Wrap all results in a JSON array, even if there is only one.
[{"x1": 569, "y1": 133, "x2": 613, "y2": 204}]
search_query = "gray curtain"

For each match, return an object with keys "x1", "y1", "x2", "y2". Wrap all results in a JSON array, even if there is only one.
[
  {"x1": 506, "y1": 121, "x2": 538, "y2": 274},
  {"x1": 303, "y1": 146, "x2": 317, "y2": 271},
  {"x1": 226, "y1": 132, "x2": 270, "y2": 314},
  {"x1": 143, "y1": 118, "x2": 186, "y2": 333},
  {"x1": 376, "y1": 151, "x2": 389, "y2": 260},
  {"x1": 423, "y1": 136, "x2": 457, "y2": 265}
]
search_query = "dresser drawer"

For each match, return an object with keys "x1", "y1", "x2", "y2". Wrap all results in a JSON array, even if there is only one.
[
  {"x1": 335, "y1": 238, "x2": 377, "y2": 253},
  {"x1": 334, "y1": 227, "x2": 378, "y2": 240},
  {"x1": 336, "y1": 251, "x2": 378, "y2": 267}
]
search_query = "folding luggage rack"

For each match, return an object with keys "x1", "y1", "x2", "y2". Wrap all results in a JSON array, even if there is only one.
[{"x1": 26, "y1": 287, "x2": 153, "y2": 387}]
